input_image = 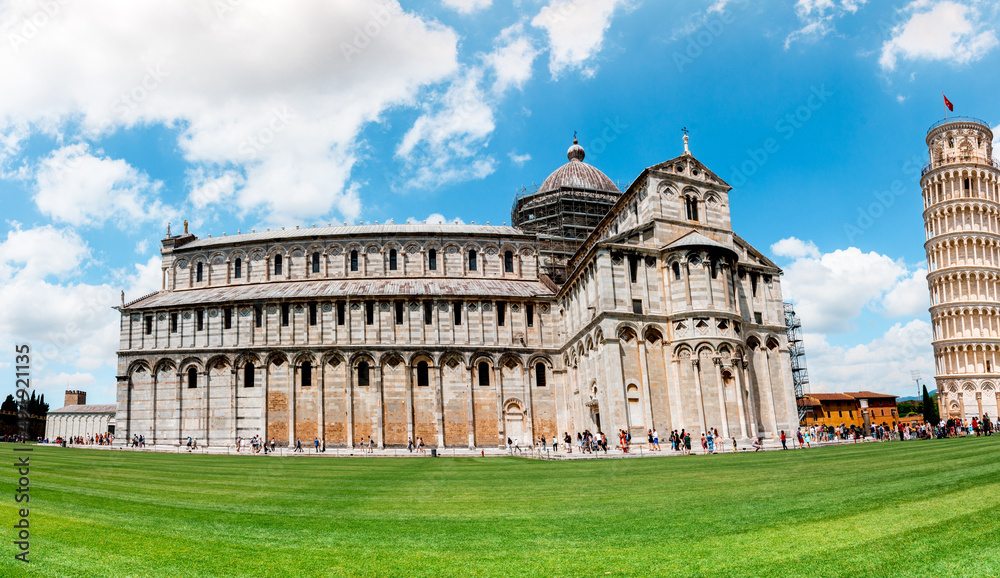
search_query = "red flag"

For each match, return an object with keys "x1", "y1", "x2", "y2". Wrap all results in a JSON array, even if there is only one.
[{"x1": 943, "y1": 94, "x2": 954, "y2": 112}]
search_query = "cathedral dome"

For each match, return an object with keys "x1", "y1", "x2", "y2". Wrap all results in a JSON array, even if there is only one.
[{"x1": 538, "y1": 140, "x2": 620, "y2": 194}]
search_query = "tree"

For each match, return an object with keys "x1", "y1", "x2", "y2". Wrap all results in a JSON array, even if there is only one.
[
  {"x1": 1, "y1": 394, "x2": 16, "y2": 413},
  {"x1": 922, "y1": 385, "x2": 940, "y2": 424}
]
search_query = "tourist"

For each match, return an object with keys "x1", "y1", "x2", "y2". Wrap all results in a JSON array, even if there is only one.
[
  {"x1": 751, "y1": 437, "x2": 761, "y2": 452},
  {"x1": 732, "y1": 436, "x2": 737, "y2": 452},
  {"x1": 417, "y1": 437, "x2": 425, "y2": 455},
  {"x1": 780, "y1": 430, "x2": 787, "y2": 450},
  {"x1": 294, "y1": 438, "x2": 303, "y2": 453},
  {"x1": 706, "y1": 430, "x2": 715, "y2": 454},
  {"x1": 700, "y1": 433, "x2": 708, "y2": 454},
  {"x1": 683, "y1": 432, "x2": 692, "y2": 455},
  {"x1": 407, "y1": 437, "x2": 414, "y2": 452},
  {"x1": 270, "y1": 438, "x2": 275, "y2": 453},
  {"x1": 652, "y1": 429, "x2": 660, "y2": 451}
]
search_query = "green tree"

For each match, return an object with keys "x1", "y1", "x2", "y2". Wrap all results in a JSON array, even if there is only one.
[
  {"x1": 1, "y1": 394, "x2": 16, "y2": 413},
  {"x1": 922, "y1": 385, "x2": 940, "y2": 424}
]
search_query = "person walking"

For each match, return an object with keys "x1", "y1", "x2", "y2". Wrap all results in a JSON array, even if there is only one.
[
  {"x1": 683, "y1": 432, "x2": 692, "y2": 455},
  {"x1": 706, "y1": 430, "x2": 715, "y2": 454},
  {"x1": 294, "y1": 438, "x2": 303, "y2": 453},
  {"x1": 652, "y1": 429, "x2": 660, "y2": 451},
  {"x1": 780, "y1": 430, "x2": 788, "y2": 450},
  {"x1": 314, "y1": 437, "x2": 320, "y2": 453}
]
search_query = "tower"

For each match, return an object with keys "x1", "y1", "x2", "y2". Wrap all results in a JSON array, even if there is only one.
[{"x1": 921, "y1": 116, "x2": 1000, "y2": 422}]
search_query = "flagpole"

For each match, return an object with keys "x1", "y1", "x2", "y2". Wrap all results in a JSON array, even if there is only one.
[{"x1": 943, "y1": 92, "x2": 947, "y2": 120}]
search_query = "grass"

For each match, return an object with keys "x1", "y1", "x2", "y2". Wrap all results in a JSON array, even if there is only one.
[{"x1": 1, "y1": 437, "x2": 999, "y2": 577}]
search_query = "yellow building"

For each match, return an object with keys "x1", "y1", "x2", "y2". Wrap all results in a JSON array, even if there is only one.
[{"x1": 798, "y1": 392, "x2": 900, "y2": 430}]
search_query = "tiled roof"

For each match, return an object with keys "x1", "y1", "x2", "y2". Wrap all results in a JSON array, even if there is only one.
[
  {"x1": 125, "y1": 278, "x2": 557, "y2": 309},
  {"x1": 538, "y1": 144, "x2": 620, "y2": 194},
  {"x1": 797, "y1": 398, "x2": 822, "y2": 407},
  {"x1": 845, "y1": 391, "x2": 899, "y2": 400},
  {"x1": 175, "y1": 224, "x2": 530, "y2": 251},
  {"x1": 50, "y1": 404, "x2": 116, "y2": 414},
  {"x1": 806, "y1": 393, "x2": 856, "y2": 402}
]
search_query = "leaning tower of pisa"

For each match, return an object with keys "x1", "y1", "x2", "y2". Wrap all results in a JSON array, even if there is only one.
[{"x1": 922, "y1": 116, "x2": 1000, "y2": 422}]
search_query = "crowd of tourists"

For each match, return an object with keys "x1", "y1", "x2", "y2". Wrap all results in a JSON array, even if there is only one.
[{"x1": 45, "y1": 433, "x2": 115, "y2": 446}]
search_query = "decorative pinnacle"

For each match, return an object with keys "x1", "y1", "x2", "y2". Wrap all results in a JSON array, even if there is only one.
[{"x1": 682, "y1": 127, "x2": 690, "y2": 155}]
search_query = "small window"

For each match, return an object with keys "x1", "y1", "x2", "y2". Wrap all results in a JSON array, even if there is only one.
[
  {"x1": 754, "y1": 312, "x2": 763, "y2": 324},
  {"x1": 417, "y1": 361, "x2": 429, "y2": 387},
  {"x1": 196, "y1": 262, "x2": 203, "y2": 283},
  {"x1": 453, "y1": 301, "x2": 462, "y2": 325},
  {"x1": 196, "y1": 310, "x2": 204, "y2": 331},
  {"x1": 308, "y1": 303, "x2": 317, "y2": 326},
  {"x1": 312, "y1": 252, "x2": 320, "y2": 273},
  {"x1": 254, "y1": 304, "x2": 262, "y2": 328},
  {"x1": 504, "y1": 250, "x2": 514, "y2": 273},
  {"x1": 301, "y1": 361, "x2": 312, "y2": 387},
  {"x1": 170, "y1": 313, "x2": 178, "y2": 333},
  {"x1": 711, "y1": 261, "x2": 718, "y2": 280},
  {"x1": 234, "y1": 258, "x2": 242, "y2": 279},
  {"x1": 281, "y1": 303, "x2": 289, "y2": 326},
  {"x1": 535, "y1": 363, "x2": 546, "y2": 387},
  {"x1": 478, "y1": 362, "x2": 490, "y2": 386},
  {"x1": 628, "y1": 255, "x2": 638, "y2": 283},
  {"x1": 389, "y1": 249, "x2": 397, "y2": 271},
  {"x1": 424, "y1": 301, "x2": 433, "y2": 325},
  {"x1": 632, "y1": 299, "x2": 643, "y2": 315},
  {"x1": 988, "y1": 360, "x2": 993, "y2": 372},
  {"x1": 350, "y1": 250, "x2": 358, "y2": 272},
  {"x1": 366, "y1": 301, "x2": 374, "y2": 325},
  {"x1": 685, "y1": 196, "x2": 699, "y2": 221},
  {"x1": 672, "y1": 262, "x2": 681, "y2": 281},
  {"x1": 469, "y1": 249, "x2": 477, "y2": 271},
  {"x1": 526, "y1": 304, "x2": 534, "y2": 328},
  {"x1": 497, "y1": 302, "x2": 506, "y2": 326},
  {"x1": 224, "y1": 307, "x2": 232, "y2": 330},
  {"x1": 144, "y1": 315, "x2": 153, "y2": 335},
  {"x1": 274, "y1": 254, "x2": 282, "y2": 276},
  {"x1": 428, "y1": 249, "x2": 437, "y2": 271},
  {"x1": 395, "y1": 301, "x2": 404, "y2": 325},
  {"x1": 244, "y1": 363, "x2": 254, "y2": 388},
  {"x1": 187, "y1": 367, "x2": 197, "y2": 389},
  {"x1": 358, "y1": 361, "x2": 370, "y2": 387},
  {"x1": 751, "y1": 273, "x2": 758, "y2": 297},
  {"x1": 337, "y1": 302, "x2": 345, "y2": 326}
]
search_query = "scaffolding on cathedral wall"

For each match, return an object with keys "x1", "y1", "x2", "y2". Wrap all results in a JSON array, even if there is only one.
[{"x1": 784, "y1": 302, "x2": 810, "y2": 421}]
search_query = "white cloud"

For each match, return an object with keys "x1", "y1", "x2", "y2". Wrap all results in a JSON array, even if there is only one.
[
  {"x1": 508, "y1": 151, "x2": 532, "y2": 166},
  {"x1": 785, "y1": 0, "x2": 868, "y2": 48},
  {"x1": 770, "y1": 237, "x2": 820, "y2": 259},
  {"x1": 33, "y1": 144, "x2": 173, "y2": 229},
  {"x1": 486, "y1": 23, "x2": 538, "y2": 94},
  {"x1": 804, "y1": 320, "x2": 934, "y2": 398},
  {"x1": 531, "y1": 0, "x2": 629, "y2": 78},
  {"x1": 134, "y1": 239, "x2": 149, "y2": 255},
  {"x1": 441, "y1": 0, "x2": 492, "y2": 14},
  {"x1": 0, "y1": 1, "x2": 459, "y2": 223},
  {"x1": 774, "y1": 240, "x2": 925, "y2": 333},
  {"x1": 0, "y1": 224, "x2": 89, "y2": 280},
  {"x1": 407, "y1": 214, "x2": 466, "y2": 224},
  {"x1": 879, "y1": 1, "x2": 998, "y2": 71}
]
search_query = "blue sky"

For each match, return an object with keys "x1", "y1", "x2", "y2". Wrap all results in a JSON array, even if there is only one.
[{"x1": 1, "y1": 0, "x2": 998, "y2": 405}]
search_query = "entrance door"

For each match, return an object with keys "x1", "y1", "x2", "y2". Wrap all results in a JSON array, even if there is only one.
[{"x1": 505, "y1": 413, "x2": 523, "y2": 443}]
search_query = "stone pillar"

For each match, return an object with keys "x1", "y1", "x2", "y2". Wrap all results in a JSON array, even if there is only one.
[
  {"x1": 523, "y1": 361, "x2": 535, "y2": 444},
  {"x1": 288, "y1": 362, "x2": 295, "y2": 447},
  {"x1": 405, "y1": 362, "x2": 414, "y2": 443},
  {"x1": 692, "y1": 358, "x2": 706, "y2": 434},
  {"x1": 731, "y1": 358, "x2": 747, "y2": 438},
  {"x1": 467, "y1": 365, "x2": 476, "y2": 449},
  {"x1": 741, "y1": 360, "x2": 758, "y2": 436},
  {"x1": 435, "y1": 363, "x2": 446, "y2": 448},
  {"x1": 262, "y1": 363, "x2": 269, "y2": 443},
  {"x1": 638, "y1": 337, "x2": 654, "y2": 431},
  {"x1": 231, "y1": 366, "x2": 237, "y2": 444},
  {"x1": 346, "y1": 358, "x2": 354, "y2": 447},
  {"x1": 176, "y1": 371, "x2": 183, "y2": 444},
  {"x1": 713, "y1": 357, "x2": 729, "y2": 439},
  {"x1": 976, "y1": 391, "x2": 983, "y2": 418},
  {"x1": 496, "y1": 363, "x2": 504, "y2": 446},
  {"x1": 318, "y1": 359, "x2": 325, "y2": 444},
  {"x1": 376, "y1": 362, "x2": 384, "y2": 449},
  {"x1": 151, "y1": 372, "x2": 158, "y2": 444},
  {"x1": 762, "y1": 350, "x2": 779, "y2": 436}
]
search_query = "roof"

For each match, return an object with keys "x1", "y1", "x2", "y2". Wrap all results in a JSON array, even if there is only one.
[
  {"x1": 174, "y1": 224, "x2": 529, "y2": 251},
  {"x1": 125, "y1": 278, "x2": 557, "y2": 309},
  {"x1": 50, "y1": 404, "x2": 116, "y2": 414},
  {"x1": 664, "y1": 230, "x2": 738, "y2": 257},
  {"x1": 797, "y1": 398, "x2": 822, "y2": 408},
  {"x1": 806, "y1": 393, "x2": 856, "y2": 402},
  {"x1": 537, "y1": 141, "x2": 620, "y2": 195},
  {"x1": 845, "y1": 391, "x2": 899, "y2": 400}
]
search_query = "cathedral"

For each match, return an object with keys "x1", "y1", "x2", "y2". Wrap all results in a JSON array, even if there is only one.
[{"x1": 115, "y1": 135, "x2": 799, "y2": 448}]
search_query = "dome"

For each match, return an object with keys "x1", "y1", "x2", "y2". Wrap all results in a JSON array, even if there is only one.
[{"x1": 537, "y1": 139, "x2": 620, "y2": 194}]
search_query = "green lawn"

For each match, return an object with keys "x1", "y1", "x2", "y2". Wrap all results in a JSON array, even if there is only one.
[{"x1": 2, "y1": 437, "x2": 999, "y2": 577}]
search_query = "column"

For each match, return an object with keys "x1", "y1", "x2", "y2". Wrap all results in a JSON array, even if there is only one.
[
  {"x1": 467, "y1": 366, "x2": 476, "y2": 448},
  {"x1": 176, "y1": 371, "x2": 183, "y2": 444},
  {"x1": 231, "y1": 367, "x2": 237, "y2": 444},
  {"x1": 346, "y1": 359, "x2": 354, "y2": 447},
  {"x1": 692, "y1": 359, "x2": 707, "y2": 434},
  {"x1": 731, "y1": 360, "x2": 748, "y2": 438},
  {"x1": 762, "y1": 350, "x2": 779, "y2": 436},
  {"x1": 405, "y1": 362, "x2": 414, "y2": 443},
  {"x1": 288, "y1": 362, "x2": 295, "y2": 446},
  {"x1": 976, "y1": 392, "x2": 983, "y2": 418},
  {"x1": 203, "y1": 369, "x2": 209, "y2": 445},
  {"x1": 713, "y1": 357, "x2": 729, "y2": 439},
  {"x1": 638, "y1": 338, "x2": 654, "y2": 431},
  {"x1": 496, "y1": 364, "x2": 504, "y2": 446},
  {"x1": 376, "y1": 363, "x2": 384, "y2": 449},
  {"x1": 522, "y1": 361, "x2": 535, "y2": 444},
  {"x1": 741, "y1": 360, "x2": 758, "y2": 436},
  {"x1": 151, "y1": 373, "x2": 158, "y2": 444},
  {"x1": 318, "y1": 359, "x2": 325, "y2": 444},
  {"x1": 435, "y1": 364, "x2": 446, "y2": 448}
]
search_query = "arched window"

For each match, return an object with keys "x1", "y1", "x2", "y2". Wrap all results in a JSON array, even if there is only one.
[
  {"x1": 196, "y1": 262, "x2": 203, "y2": 283},
  {"x1": 417, "y1": 361, "x2": 429, "y2": 387},
  {"x1": 478, "y1": 361, "x2": 490, "y2": 386},
  {"x1": 468, "y1": 249, "x2": 478, "y2": 271},
  {"x1": 244, "y1": 362, "x2": 254, "y2": 388},
  {"x1": 274, "y1": 254, "x2": 283, "y2": 276},
  {"x1": 535, "y1": 363, "x2": 546, "y2": 387},
  {"x1": 685, "y1": 196, "x2": 699, "y2": 221},
  {"x1": 357, "y1": 361, "x2": 369, "y2": 386},
  {"x1": 234, "y1": 258, "x2": 242, "y2": 279},
  {"x1": 312, "y1": 252, "x2": 320, "y2": 273},
  {"x1": 301, "y1": 360, "x2": 312, "y2": 387},
  {"x1": 504, "y1": 250, "x2": 514, "y2": 273},
  {"x1": 672, "y1": 262, "x2": 681, "y2": 281},
  {"x1": 389, "y1": 248, "x2": 397, "y2": 271},
  {"x1": 187, "y1": 367, "x2": 197, "y2": 389},
  {"x1": 711, "y1": 260, "x2": 718, "y2": 279},
  {"x1": 428, "y1": 249, "x2": 437, "y2": 271},
  {"x1": 350, "y1": 250, "x2": 358, "y2": 272}
]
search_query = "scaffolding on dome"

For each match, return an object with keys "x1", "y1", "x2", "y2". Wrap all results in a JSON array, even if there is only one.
[
  {"x1": 784, "y1": 302, "x2": 810, "y2": 421},
  {"x1": 511, "y1": 186, "x2": 620, "y2": 284}
]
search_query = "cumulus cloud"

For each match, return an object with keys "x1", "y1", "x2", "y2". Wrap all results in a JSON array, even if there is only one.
[
  {"x1": 33, "y1": 144, "x2": 174, "y2": 229},
  {"x1": 531, "y1": 0, "x2": 629, "y2": 78},
  {"x1": 804, "y1": 320, "x2": 934, "y2": 397},
  {"x1": 0, "y1": 224, "x2": 89, "y2": 280},
  {"x1": 879, "y1": 1, "x2": 998, "y2": 71},
  {"x1": 508, "y1": 151, "x2": 532, "y2": 166},
  {"x1": 785, "y1": 0, "x2": 868, "y2": 48},
  {"x1": 0, "y1": 0, "x2": 459, "y2": 224},
  {"x1": 486, "y1": 23, "x2": 538, "y2": 94},
  {"x1": 406, "y1": 214, "x2": 466, "y2": 224},
  {"x1": 441, "y1": 0, "x2": 492, "y2": 14},
  {"x1": 773, "y1": 239, "x2": 926, "y2": 333}
]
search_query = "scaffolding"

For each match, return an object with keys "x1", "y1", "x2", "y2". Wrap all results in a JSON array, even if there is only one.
[
  {"x1": 784, "y1": 302, "x2": 810, "y2": 421},
  {"x1": 511, "y1": 186, "x2": 621, "y2": 284}
]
